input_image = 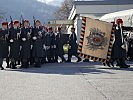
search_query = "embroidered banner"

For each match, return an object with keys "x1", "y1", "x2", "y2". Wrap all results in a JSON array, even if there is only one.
[{"x1": 78, "y1": 17, "x2": 114, "y2": 63}]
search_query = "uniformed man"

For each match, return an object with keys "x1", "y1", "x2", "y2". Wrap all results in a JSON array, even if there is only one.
[
  {"x1": 0, "y1": 22, "x2": 9, "y2": 70},
  {"x1": 49, "y1": 27, "x2": 56, "y2": 63},
  {"x1": 9, "y1": 20, "x2": 21, "y2": 69},
  {"x1": 67, "y1": 27, "x2": 82, "y2": 62},
  {"x1": 20, "y1": 20, "x2": 31, "y2": 68},
  {"x1": 106, "y1": 21, "x2": 116, "y2": 67},
  {"x1": 55, "y1": 27, "x2": 66, "y2": 63},
  {"x1": 112, "y1": 18, "x2": 132, "y2": 68},
  {"x1": 32, "y1": 20, "x2": 44, "y2": 67},
  {"x1": 5, "y1": 22, "x2": 12, "y2": 68},
  {"x1": 40, "y1": 26, "x2": 47, "y2": 64},
  {"x1": 127, "y1": 29, "x2": 133, "y2": 61},
  {"x1": 44, "y1": 27, "x2": 52, "y2": 63}
]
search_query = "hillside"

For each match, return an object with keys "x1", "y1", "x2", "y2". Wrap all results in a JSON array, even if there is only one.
[{"x1": 0, "y1": 0, "x2": 58, "y2": 24}]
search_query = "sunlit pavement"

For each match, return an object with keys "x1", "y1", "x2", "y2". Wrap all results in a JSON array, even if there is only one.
[{"x1": 0, "y1": 60, "x2": 133, "y2": 100}]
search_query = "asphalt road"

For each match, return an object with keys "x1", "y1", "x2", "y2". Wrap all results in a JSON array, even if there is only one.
[{"x1": 0, "y1": 61, "x2": 133, "y2": 100}]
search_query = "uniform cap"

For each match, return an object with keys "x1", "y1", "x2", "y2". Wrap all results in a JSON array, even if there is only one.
[
  {"x1": 24, "y1": 19, "x2": 29, "y2": 23},
  {"x1": 35, "y1": 20, "x2": 40, "y2": 23},
  {"x1": 48, "y1": 27, "x2": 53, "y2": 30},
  {"x1": 116, "y1": 18, "x2": 123, "y2": 24},
  {"x1": 14, "y1": 20, "x2": 19, "y2": 24},
  {"x1": 2, "y1": 22, "x2": 7, "y2": 26}
]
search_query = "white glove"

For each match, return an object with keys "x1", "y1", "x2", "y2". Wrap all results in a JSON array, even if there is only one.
[
  {"x1": 33, "y1": 37, "x2": 37, "y2": 40},
  {"x1": 28, "y1": 32, "x2": 31, "y2": 35},
  {"x1": 22, "y1": 38, "x2": 26, "y2": 41},
  {"x1": 20, "y1": 46, "x2": 22, "y2": 50},
  {"x1": 46, "y1": 46, "x2": 50, "y2": 50},
  {"x1": 43, "y1": 44, "x2": 46, "y2": 49},
  {"x1": 10, "y1": 39, "x2": 14, "y2": 43},
  {"x1": 31, "y1": 45, "x2": 33, "y2": 49},
  {"x1": 38, "y1": 31, "x2": 42, "y2": 34},
  {"x1": 69, "y1": 45, "x2": 71, "y2": 49},
  {"x1": 116, "y1": 26, "x2": 119, "y2": 30},
  {"x1": 17, "y1": 33, "x2": 21, "y2": 35},
  {"x1": 54, "y1": 45, "x2": 56, "y2": 48}
]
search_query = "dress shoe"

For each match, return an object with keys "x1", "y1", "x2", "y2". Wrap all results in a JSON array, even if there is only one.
[
  {"x1": 0, "y1": 66, "x2": 4, "y2": 70},
  {"x1": 110, "y1": 62, "x2": 114, "y2": 67},
  {"x1": 77, "y1": 58, "x2": 82, "y2": 62},
  {"x1": 106, "y1": 62, "x2": 111, "y2": 67},
  {"x1": 66, "y1": 60, "x2": 71, "y2": 63},
  {"x1": 83, "y1": 59, "x2": 89, "y2": 62},
  {"x1": 11, "y1": 63, "x2": 17, "y2": 69},
  {"x1": 119, "y1": 64, "x2": 130, "y2": 68}
]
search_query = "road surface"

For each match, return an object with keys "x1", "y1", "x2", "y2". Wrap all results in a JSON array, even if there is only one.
[{"x1": 0, "y1": 61, "x2": 133, "y2": 100}]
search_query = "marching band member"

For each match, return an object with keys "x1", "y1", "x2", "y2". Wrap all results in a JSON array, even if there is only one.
[
  {"x1": 32, "y1": 20, "x2": 45, "y2": 67},
  {"x1": 8, "y1": 20, "x2": 21, "y2": 69},
  {"x1": 0, "y1": 22, "x2": 9, "y2": 70},
  {"x1": 20, "y1": 20, "x2": 31, "y2": 68},
  {"x1": 55, "y1": 27, "x2": 66, "y2": 63},
  {"x1": 112, "y1": 18, "x2": 132, "y2": 68},
  {"x1": 67, "y1": 27, "x2": 82, "y2": 63}
]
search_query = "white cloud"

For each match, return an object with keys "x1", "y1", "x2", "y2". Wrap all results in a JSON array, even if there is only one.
[
  {"x1": 37, "y1": 0, "x2": 55, "y2": 3},
  {"x1": 37, "y1": 0, "x2": 63, "y2": 6},
  {"x1": 45, "y1": 0, "x2": 54, "y2": 3},
  {"x1": 37, "y1": 0, "x2": 45, "y2": 3}
]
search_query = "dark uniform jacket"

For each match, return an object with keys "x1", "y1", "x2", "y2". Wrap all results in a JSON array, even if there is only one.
[
  {"x1": 20, "y1": 27, "x2": 31, "y2": 59},
  {"x1": 0, "y1": 28, "x2": 9, "y2": 58},
  {"x1": 112, "y1": 26, "x2": 132, "y2": 58},
  {"x1": 68, "y1": 32, "x2": 78, "y2": 55},
  {"x1": 9, "y1": 27, "x2": 20, "y2": 59},
  {"x1": 127, "y1": 38, "x2": 133, "y2": 57},
  {"x1": 50, "y1": 32, "x2": 56, "y2": 55},
  {"x1": 55, "y1": 32, "x2": 64, "y2": 56},
  {"x1": 50, "y1": 32, "x2": 56, "y2": 46},
  {"x1": 32, "y1": 26, "x2": 44, "y2": 58},
  {"x1": 44, "y1": 32, "x2": 51, "y2": 57}
]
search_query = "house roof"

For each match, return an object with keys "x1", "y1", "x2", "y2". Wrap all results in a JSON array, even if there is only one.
[
  {"x1": 100, "y1": 9, "x2": 133, "y2": 20},
  {"x1": 74, "y1": 0, "x2": 133, "y2": 5}
]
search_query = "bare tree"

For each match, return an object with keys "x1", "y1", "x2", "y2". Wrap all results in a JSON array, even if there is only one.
[{"x1": 53, "y1": 0, "x2": 73, "y2": 20}]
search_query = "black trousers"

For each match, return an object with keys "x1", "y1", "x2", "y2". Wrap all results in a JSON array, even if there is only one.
[
  {"x1": 110, "y1": 57, "x2": 126, "y2": 66},
  {"x1": 67, "y1": 53, "x2": 81, "y2": 61}
]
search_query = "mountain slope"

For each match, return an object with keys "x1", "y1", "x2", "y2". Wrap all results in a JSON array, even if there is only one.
[{"x1": 0, "y1": 0, "x2": 58, "y2": 24}]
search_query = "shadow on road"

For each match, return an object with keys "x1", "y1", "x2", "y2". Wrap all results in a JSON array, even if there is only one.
[
  {"x1": 98, "y1": 61, "x2": 133, "y2": 72},
  {"x1": 5, "y1": 62, "x2": 116, "y2": 75},
  {"x1": 99, "y1": 67, "x2": 133, "y2": 72}
]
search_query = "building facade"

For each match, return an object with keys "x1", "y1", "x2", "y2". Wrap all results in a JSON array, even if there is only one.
[{"x1": 68, "y1": 0, "x2": 133, "y2": 42}]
